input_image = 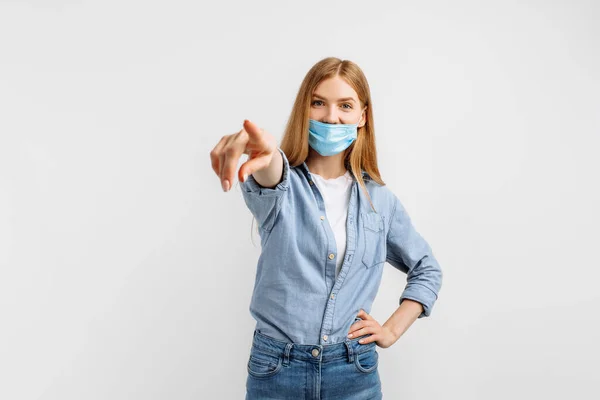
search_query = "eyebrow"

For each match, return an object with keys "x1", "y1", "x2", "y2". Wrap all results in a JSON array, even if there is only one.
[{"x1": 312, "y1": 94, "x2": 357, "y2": 103}]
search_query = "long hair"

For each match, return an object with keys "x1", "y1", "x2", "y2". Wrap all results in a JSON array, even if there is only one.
[
  {"x1": 250, "y1": 57, "x2": 385, "y2": 242},
  {"x1": 281, "y1": 57, "x2": 384, "y2": 206}
]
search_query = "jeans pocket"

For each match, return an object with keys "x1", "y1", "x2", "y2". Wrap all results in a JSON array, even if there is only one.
[
  {"x1": 361, "y1": 212, "x2": 386, "y2": 269},
  {"x1": 247, "y1": 348, "x2": 283, "y2": 379},
  {"x1": 354, "y1": 344, "x2": 379, "y2": 374}
]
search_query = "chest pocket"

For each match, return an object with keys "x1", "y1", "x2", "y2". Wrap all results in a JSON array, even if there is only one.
[{"x1": 361, "y1": 211, "x2": 386, "y2": 269}]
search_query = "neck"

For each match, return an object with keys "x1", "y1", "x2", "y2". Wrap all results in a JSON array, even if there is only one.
[{"x1": 305, "y1": 147, "x2": 347, "y2": 179}]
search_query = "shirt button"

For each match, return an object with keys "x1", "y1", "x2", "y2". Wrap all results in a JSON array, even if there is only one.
[
  {"x1": 312, "y1": 348, "x2": 320, "y2": 357},
  {"x1": 320, "y1": 216, "x2": 325, "y2": 220},
  {"x1": 323, "y1": 335, "x2": 328, "y2": 341},
  {"x1": 309, "y1": 181, "x2": 314, "y2": 185},
  {"x1": 329, "y1": 253, "x2": 335, "y2": 260}
]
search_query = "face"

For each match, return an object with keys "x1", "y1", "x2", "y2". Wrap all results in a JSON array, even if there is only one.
[{"x1": 309, "y1": 75, "x2": 366, "y2": 127}]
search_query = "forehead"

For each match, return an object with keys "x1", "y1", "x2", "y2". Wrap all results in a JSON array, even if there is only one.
[{"x1": 312, "y1": 75, "x2": 358, "y2": 100}]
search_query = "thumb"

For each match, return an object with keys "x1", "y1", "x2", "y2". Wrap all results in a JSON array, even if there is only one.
[
  {"x1": 238, "y1": 154, "x2": 273, "y2": 183},
  {"x1": 357, "y1": 309, "x2": 371, "y2": 320}
]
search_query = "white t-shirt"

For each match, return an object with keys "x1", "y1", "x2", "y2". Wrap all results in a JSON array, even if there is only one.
[{"x1": 310, "y1": 170, "x2": 354, "y2": 278}]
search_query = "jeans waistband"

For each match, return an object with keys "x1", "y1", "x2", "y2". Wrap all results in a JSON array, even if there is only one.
[{"x1": 251, "y1": 329, "x2": 375, "y2": 364}]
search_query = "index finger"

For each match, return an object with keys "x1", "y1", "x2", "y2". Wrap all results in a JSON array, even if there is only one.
[{"x1": 243, "y1": 119, "x2": 264, "y2": 140}]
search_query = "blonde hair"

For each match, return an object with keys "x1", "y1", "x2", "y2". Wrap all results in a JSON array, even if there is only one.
[
  {"x1": 251, "y1": 57, "x2": 385, "y2": 242},
  {"x1": 281, "y1": 57, "x2": 384, "y2": 206}
]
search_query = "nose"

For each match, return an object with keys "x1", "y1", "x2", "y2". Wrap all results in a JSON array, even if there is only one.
[{"x1": 322, "y1": 106, "x2": 339, "y2": 124}]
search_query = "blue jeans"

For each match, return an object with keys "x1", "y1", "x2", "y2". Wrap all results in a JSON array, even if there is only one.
[{"x1": 246, "y1": 329, "x2": 383, "y2": 399}]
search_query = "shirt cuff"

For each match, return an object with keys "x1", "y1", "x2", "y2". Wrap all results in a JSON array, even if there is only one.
[{"x1": 399, "y1": 283, "x2": 439, "y2": 318}]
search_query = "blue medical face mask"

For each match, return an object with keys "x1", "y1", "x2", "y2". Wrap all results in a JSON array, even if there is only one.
[{"x1": 308, "y1": 116, "x2": 362, "y2": 156}]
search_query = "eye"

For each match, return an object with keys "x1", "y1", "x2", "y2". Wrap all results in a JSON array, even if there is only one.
[
  {"x1": 311, "y1": 100, "x2": 324, "y2": 106},
  {"x1": 341, "y1": 103, "x2": 353, "y2": 109}
]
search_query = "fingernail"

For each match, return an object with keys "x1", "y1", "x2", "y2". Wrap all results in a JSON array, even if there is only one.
[
  {"x1": 347, "y1": 334, "x2": 353, "y2": 338},
  {"x1": 222, "y1": 180, "x2": 230, "y2": 192},
  {"x1": 242, "y1": 173, "x2": 248, "y2": 182}
]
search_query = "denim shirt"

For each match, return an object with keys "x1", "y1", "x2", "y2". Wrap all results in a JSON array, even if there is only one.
[{"x1": 240, "y1": 148, "x2": 443, "y2": 345}]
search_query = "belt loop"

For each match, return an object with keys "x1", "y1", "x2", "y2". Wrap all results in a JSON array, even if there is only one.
[
  {"x1": 283, "y1": 343, "x2": 293, "y2": 366},
  {"x1": 344, "y1": 340, "x2": 354, "y2": 363}
]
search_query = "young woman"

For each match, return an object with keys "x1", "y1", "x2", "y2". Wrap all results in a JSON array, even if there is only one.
[{"x1": 210, "y1": 57, "x2": 443, "y2": 399}]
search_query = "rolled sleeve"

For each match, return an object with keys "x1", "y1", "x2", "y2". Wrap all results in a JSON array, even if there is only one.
[
  {"x1": 239, "y1": 147, "x2": 291, "y2": 232},
  {"x1": 386, "y1": 195, "x2": 443, "y2": 318}
]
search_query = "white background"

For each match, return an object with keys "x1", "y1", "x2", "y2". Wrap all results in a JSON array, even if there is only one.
[{"x1": 1, "y1": 1, "x2": 599, "y2": 399}]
